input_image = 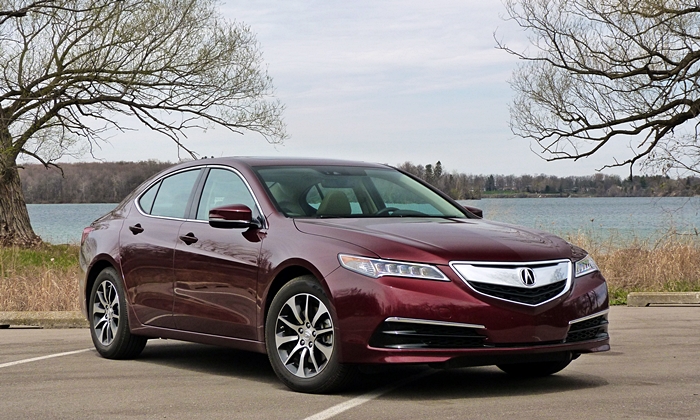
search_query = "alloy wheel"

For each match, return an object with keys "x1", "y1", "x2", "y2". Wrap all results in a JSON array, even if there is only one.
[
  {"x1": 92, "y1": 279, "x2": 120, "y2": 346},
  {"x1": 273, "y1": 293, "x2": 334, "y2": 378}
]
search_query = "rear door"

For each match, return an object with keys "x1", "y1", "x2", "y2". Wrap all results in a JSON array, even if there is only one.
[{"x1": 120, "y1": 168, "x2": 202, "y2": 328}]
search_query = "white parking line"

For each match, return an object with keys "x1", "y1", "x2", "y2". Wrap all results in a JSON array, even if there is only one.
[
  {"x1": 0, "y1": 348, "x2": 93, "y2": 369},
  {"x1": 303, "y1": 370, "x2": 434, "y2": 420}
]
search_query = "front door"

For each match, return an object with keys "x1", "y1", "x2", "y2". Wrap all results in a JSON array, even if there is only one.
[{"x1": 173, "y1": 168, "x2": 263, "y2": 340}]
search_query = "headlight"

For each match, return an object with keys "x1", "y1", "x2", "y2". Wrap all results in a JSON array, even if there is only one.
[
  {"x1": 338, "y1": 254, "x2": 449, "y2": 281},
  {"x1": 574, "y1": 254, "x2": 599, "y2": 277}
]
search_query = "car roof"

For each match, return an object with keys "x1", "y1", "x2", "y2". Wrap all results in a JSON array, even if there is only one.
[{"x1": 174, "y1": 156, "x2": 392, "y2": 170}]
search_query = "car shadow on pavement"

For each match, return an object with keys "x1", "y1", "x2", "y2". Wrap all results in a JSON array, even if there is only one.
[
  {"x1": 375, "y1": 366, "x2": 609, "y2": 400},
  {"x1": 133, "y1": 340, "x2": 279, "y2": 385},
  {"x1": 126, "y1": 340, "x2": 608, "y2": 397}
]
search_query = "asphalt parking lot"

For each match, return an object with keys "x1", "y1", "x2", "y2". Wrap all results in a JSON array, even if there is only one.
[{"x1": 1, "y1": 306, "x2": 698, "y2": 420}]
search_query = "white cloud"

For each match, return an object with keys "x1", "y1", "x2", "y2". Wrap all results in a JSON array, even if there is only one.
[{"x1": 81, "y1": 0, "x2": 633, "y2": 177}]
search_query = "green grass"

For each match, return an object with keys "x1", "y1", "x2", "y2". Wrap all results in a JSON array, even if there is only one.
[
  {"x1": 0, "y1": 244, "x2": 79, "y2": 271},
  {"x1": 607, "y1": 287, "x2": 629, "y2": 306}
]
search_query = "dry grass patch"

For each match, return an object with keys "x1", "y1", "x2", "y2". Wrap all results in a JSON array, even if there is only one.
[
  {"x1": 2, "y1": 229, "x2": 700, "y2": 310},
  {"x1": 0, "y1": 244, "x2": 81, "y2": 311},
  {"x1": 566, "y1": 230, "x2": 700, "y2": 305}
]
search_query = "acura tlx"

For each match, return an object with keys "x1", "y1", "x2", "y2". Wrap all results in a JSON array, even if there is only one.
[{"x1": 80, "y1": 157, "x2": 609, "y2": 393}]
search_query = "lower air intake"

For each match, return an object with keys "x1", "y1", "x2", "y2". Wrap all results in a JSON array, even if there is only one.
[
  {"x1": 369, "y1": 321, "x2": 487, "y2": 349},
  {"x1": 566, "y1": 314, "x2": 609, "y2": 343}
]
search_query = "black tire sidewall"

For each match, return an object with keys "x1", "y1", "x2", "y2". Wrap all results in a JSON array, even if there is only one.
[{"x1": 265, "y1": 276, "x2": 346, "y2": 393}]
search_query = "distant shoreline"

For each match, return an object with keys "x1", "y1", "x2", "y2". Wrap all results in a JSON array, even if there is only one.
[
  {"x1": 470, "y1": 192, "x2": 700, "y2": 199},
  {"x1": 19, "y1": 160, "x2": 700, "y2": 203},
  {"x1": 25, "y1": 193, "x2": 700, "y2": 205}
]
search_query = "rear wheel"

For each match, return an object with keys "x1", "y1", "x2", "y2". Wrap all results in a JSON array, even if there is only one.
[
  {"x1": 89, "y1": 267, "x2": 147, "y2": 359},
  {"x1": 265, "y1": 276, "x2": 357, "y2": 393},
  {"x1": 497, "y1": 360, "x2": 572, "y2": 377}
]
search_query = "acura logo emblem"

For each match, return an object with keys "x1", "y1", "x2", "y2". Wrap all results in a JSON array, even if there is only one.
[{"x1": 519, "y1": 268, "x2": 536, "y2": 286}]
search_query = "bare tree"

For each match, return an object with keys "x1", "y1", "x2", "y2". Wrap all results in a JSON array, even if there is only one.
[
  {"x1": 498, "y1": 0, "x2": 700, "y2": 177},
  {"x1": 0, "y1": 0, "x2": 61, "y2": 24},
  {"x1": 0, "y1": 0, "x2": 285, "y2": 246}
]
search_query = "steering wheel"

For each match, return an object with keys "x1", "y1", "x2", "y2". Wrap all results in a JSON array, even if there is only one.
[{"x1": 374, "y1": 207, "x2": 400, "y2": 216}]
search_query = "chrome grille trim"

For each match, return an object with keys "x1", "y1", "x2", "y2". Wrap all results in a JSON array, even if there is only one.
[
  {"x1": 568, "y1": 309, "x2": 610, "y2": 325},
  {"x1": 449, "y1": 259, "x2": 573, "y2": 306},
  {"x1": 385, "y1": 317, "x2": 485, "y2": 329}
]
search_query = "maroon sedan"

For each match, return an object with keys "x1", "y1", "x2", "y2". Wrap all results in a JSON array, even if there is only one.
[{"x1": 80, "y1": 157, "x2": 609, "y2": 393}]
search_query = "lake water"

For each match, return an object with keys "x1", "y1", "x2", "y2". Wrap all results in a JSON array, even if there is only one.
[
  {"x1": 28, "y1": 203, "x2": 119, "y2": 244},
  {"x1": 27, "y1": 197, "x2": 700, "y2": 244},
  {"x1": 460, "y1": 197, "x2": 700, "y2": 243}
]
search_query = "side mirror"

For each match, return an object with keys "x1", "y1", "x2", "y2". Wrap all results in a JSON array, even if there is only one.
[
  {"x1": 209, "y1": 204, "x2": 260, "y2": 229},
  {"x1": 463, "y1": 205, "x2": 483, "y2": 218}
]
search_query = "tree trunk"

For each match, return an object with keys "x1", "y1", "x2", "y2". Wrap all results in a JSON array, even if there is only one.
[{"x1": 0, "y1": 160, "x2": 41, "y2": 247}]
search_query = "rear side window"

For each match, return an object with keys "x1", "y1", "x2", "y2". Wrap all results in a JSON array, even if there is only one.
[
  {"x1": 138, "y1": 182, "x2": 159, "y2": 214},
  {"x1": 144, "y1": 169, "x2": 201, "y2": 218}
]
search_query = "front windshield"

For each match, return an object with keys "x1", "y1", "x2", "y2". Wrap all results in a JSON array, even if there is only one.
[{"x1": 254, "y1": 165, "x2": 467, "y2": 218}]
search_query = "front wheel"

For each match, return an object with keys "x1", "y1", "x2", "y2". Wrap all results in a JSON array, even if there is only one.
[
  {"x1": 497, "y1": 360, "x2": 572, "y2": 377},
  {"x1": 265, "y1": 276, "x2": 357, "y2": 393},
  {"x1": 89, "y1": 267, "x2": 147, "y2": 359}
]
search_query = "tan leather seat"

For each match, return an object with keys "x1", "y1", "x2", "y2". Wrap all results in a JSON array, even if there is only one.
[{"x1": 316, "y1": 191, "x2": 351, "y2": 216}]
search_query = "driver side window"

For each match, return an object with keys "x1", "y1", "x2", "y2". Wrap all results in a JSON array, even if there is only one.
[{"x1": 196, "y1": 169, "x2": 259, "y2": 220}]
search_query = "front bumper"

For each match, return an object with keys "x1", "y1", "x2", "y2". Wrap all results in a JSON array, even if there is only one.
[{"x1": 324, "y1": 265, "x2": 610, "y2": 365}]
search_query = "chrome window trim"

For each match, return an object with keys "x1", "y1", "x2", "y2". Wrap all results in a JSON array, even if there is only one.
[
  {"x1": 384, "y1": 317, "x2": 485, "y2": 330},
  {"x1": 134, "y1": 164, "x2": 267, "y2": 229},
  {"x1": 449, "y1": 259, "x2": 573, "y2": 307},
  {"x1": 132, "y1": 213, "x2": 190, "y2": 222},
  {"x1": 568, "y1": 309, "x2": 609, "y2": 325},
  {"x1": 134, "y1": 166, "x2": 202, "y2": 220}
]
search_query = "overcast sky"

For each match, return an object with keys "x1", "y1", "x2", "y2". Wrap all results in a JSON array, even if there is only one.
[{"x1": 84, "y1": 1, "x2": 636, "y2": 177}]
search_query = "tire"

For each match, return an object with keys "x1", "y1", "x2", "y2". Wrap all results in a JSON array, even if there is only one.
[
  {"x1": 265, "y1": 276, "x2": 357, "y2": 393},
  {"x1": 89, "y1": 267, "x2": 147, "y2": 359},
  {"x1": 497, "y1": 360, "x2": 572, "y2": 377}
]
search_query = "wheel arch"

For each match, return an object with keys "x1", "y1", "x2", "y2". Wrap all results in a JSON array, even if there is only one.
[
  {"x1": 84, "y1": 256, "x2": 121, "y2": 312},
  {"x1": 262, "y1": 262, "x2": 336, "y2": 329}
]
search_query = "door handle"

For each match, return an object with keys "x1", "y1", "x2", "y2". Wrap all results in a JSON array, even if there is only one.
[
  {"x1": 179, "y1": 232, "x2": 199, "y2": 245},
  {"x1": 129, "y1": 224, "x2": 144, "y2": 235}
]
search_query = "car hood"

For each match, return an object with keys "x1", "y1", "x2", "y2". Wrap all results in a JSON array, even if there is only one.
[{"x1": 294, "y1": 218, "x2": 573, "y2": 265}]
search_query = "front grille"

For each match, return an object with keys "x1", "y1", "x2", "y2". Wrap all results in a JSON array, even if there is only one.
[
  {"x1": 369, "y1": 321, "x2": 487, "y2": 349},
  {"x1": 466, "y1": 280, "x2": 567, "y2": 305},
  {"x1": 566, "y1": 315, "x2": 609, "y2": 343}
]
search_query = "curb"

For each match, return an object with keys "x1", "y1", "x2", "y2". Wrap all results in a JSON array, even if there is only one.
[
  {"x1": 0, "y1": 311, "x2": 88, "y2": 329},
  {"x1": 627, "y1": 292, "x2": 700, "y2": 307}
]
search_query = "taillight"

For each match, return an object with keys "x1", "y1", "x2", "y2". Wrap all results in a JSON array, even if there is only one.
[{"x1": 81, "y1": 227, "x2": 95, "y2": 245}]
